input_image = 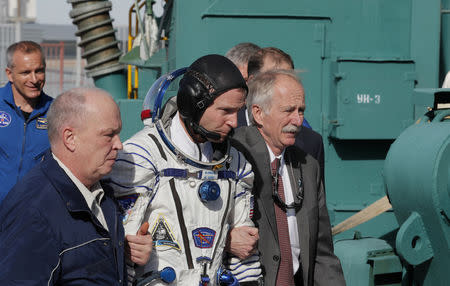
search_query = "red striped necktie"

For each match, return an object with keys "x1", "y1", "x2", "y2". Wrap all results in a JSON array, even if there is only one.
[{"x1": 271, "y1": 158, "x2": 295, "y2": 286}]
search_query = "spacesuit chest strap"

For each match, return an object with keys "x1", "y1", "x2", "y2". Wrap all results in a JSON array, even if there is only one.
[{"x1": 162, "y1": 168, "x2": 236, "y2": 180}]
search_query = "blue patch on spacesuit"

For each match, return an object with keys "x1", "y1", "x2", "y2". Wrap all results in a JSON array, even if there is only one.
[
  {"x1": 117, "y1": 194, "x2": 139, "y2": 211},
  {"x1": 116, "y1": 194, "x2": 139, "y2": 222},
  {"x1": 192, "y1": 228, "x2": 216, "y2": 248}
]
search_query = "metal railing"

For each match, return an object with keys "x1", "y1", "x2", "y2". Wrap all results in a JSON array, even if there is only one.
[{"x1": 41, "y1": 41, "x2": 93, "y2": 97}]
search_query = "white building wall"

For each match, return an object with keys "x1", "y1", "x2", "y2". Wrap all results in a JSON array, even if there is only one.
[
  {"x1": 7, "y1": 0, "x2": 36, "y2": 21},
  {"x1": 0, "y1": 23, "x2": 16, "y2": 85}
]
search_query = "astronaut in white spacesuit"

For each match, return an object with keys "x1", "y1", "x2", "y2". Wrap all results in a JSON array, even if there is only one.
[{"x1": 106, "y1": 55, "x2": 262, "y2": 285}]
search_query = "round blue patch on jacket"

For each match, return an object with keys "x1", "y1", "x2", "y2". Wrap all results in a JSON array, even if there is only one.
[{"x1": 0, "y1": 111, "x2": 11, "y2": 127}]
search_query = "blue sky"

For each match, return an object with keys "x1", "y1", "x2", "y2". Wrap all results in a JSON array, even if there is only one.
[{"x1": 37, "y1": 0, "x2": 129, "y2": 26}]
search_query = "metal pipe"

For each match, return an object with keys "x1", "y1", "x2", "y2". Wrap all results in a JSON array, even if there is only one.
[{"x1": 68, "y1": 0, "x2": 124, "y2": 78}]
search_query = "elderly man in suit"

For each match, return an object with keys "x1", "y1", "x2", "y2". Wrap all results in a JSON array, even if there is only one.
[
  {"x1": 231, "y1": 69, "x2": 345, "y2": 286},
  {"x1": 232, "y1": 47, "x2": 325, "y2": 179}
]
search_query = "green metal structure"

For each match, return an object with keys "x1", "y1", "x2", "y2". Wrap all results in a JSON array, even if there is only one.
[
  {"x1": 109, "y1": 0, "x2": 448, "y2": 239},
  {"x1": 334, "y1": 235, "x2": 402, "y2": 286},
  {"x1": 67, "y1": 0, "x2": 450, "y2": 284},
  {"x1": 384, "y1": 96, "x2": 450, "y2": 285}
]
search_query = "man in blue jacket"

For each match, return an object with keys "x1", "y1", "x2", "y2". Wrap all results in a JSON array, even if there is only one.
[
  {"x1": 0, "y1": 87, "x2": 152, "y2": 285},
  {"x1": 0, "y1": 41, "x2": 52, "y2": 202}
]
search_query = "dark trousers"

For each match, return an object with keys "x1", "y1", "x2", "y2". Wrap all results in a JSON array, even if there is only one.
[{"x1": 241, "y1": 265, "x2": 304, "y2": 286}]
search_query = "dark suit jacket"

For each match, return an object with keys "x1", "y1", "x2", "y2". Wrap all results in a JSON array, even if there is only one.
[
  {"x1": 237, "y1": 107, "x2": 325, "y2": 179},
  {"x1": 231, "y1": 126, "x2": 344, "y2": 286}
]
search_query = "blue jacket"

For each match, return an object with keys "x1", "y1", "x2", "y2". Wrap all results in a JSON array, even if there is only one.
[
  {"x1": 0, "y1": 82, "x2": 53, "y2": 202},
  {"x1": 0, "y1": 153, "x2": 126, "y2": 285}
]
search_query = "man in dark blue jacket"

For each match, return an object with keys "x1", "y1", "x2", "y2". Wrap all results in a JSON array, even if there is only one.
[
  {"x1": 0, "y1": 87, "x2": 152, "y2": 285},
  {"x1": 0, "y1": 41, "x2": 53, "y2": 203}
]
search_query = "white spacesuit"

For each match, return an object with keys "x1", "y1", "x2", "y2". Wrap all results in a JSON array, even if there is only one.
[{"x1": 106, "y1": 57, "x2": 262, "y2": 285}]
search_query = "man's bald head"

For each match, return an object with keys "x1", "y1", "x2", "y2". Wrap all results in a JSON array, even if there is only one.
[
  {"x1": 47, "y1": 87, "x2": 115, "y2": 145},
  {"x1": 47, "y1": 87, "x2": 122, "y2": 188}
]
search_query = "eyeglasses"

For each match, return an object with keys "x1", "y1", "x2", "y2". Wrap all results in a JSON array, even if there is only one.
[{"x1": 272, "y1": 160, "x2": 304, "y2": 211}]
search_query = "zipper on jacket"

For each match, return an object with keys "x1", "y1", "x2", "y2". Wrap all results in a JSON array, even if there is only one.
[
  {"x1": 17, "y1": 112, "x2": 44, "y2": 180},
  {"x1": 113, "y1": 206, "x2": 122, "y2": 284},
  {"x1": 16, "y1": 121, "x2": 28, "y2": 181}
]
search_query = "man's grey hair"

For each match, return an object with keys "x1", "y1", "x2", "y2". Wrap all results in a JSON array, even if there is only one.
[
  {"x1": 47, "y1": 87, "x2": 109, "y2": 145},
  {"x1": 6, "y1": 41, "x2": 45, "y2": 69},
  {"x1": 247, "y1": 69, "x2": 302, "y2": 125},
  {"x1": 225, "y1": 42, "x2": 261, "y2": 67}
]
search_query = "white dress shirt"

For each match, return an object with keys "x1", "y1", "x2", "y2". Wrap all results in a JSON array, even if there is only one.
[
  {"x1": 53, "y1": 154, "x2": 109, "y2": 231},
  {"x1": 266, "y1": 145, "x2": 301, "y2": 274}
]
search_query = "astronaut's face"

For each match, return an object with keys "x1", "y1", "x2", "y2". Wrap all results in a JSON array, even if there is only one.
[
  {"x1": 6, "y1": 51, "x2": 46, "y2": 109},
  {"x1": 198, "y1": 88, "x2": 246, "y2": 143}
]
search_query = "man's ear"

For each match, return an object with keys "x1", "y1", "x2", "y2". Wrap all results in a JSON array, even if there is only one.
[
  {"x1": 5, "y1": 67, "x2": 12, "y2": 82},
  {"x1": 252, "y1": 104, "x2": 264, "y2": 126},
  {"x1": 62, "y1": 127, "x2": 76, "y2": 152}
]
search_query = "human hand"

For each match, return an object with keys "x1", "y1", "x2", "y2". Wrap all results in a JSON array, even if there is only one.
[
  {"x1": 125, "y1": 222, "x2": 153, "y2": 266},
  {"x1": 226, "y1": 226, "x2": 259, "y2": 260}
]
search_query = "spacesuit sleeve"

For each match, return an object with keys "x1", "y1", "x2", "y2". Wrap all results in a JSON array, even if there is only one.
[
  {"x1": 231, "y1": 155, "x2": 255, "y2": 228},
  {"x1": 106, "y1": 134, "x2": 160, "y2": 235},
  {"x1": 227, "y1": 150, "x2": 263, "y2": 282}
]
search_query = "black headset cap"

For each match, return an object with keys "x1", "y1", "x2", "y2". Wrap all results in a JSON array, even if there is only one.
[{"x1": 177, "y1": 54, "x2": 248, "y2": 123}]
